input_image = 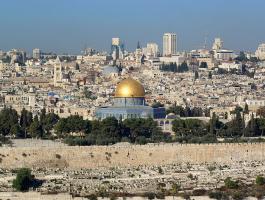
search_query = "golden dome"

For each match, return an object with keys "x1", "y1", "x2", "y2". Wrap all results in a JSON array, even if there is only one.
[{"x1": 115, "y1": 78, "x2": 145, "y2": 98}]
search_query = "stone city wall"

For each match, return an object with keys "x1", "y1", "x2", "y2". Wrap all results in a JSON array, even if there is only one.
[{"x1": 0, "y1": 143, "x2": 264, "y2": 169}]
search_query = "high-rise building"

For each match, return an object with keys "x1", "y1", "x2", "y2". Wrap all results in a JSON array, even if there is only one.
[
  {"x1": 163, "y1": 33, "x2": 177, "y2": 56},
  {"x1": 33, "y1": 48, "x2": 41, "y2": 59},
  {"x1": 112, "y1": 38, "x2": 120, "y2": 46},
  {"x1": 84, "y1": 48, "x2": 96, "y2": 56},
  {"x1": 7, "y1": 49, "x2": 27, "y2": 64},
  {"x1": 255, "y1": 43, "x2": 265, "y2": 60},
  {"x1": 147, "y1": 43, "x2": 159, "y2": 57},
  {"x1": 111, "y1": 37, "x2": 124, "y2": 60},
  {"x1": 212, "y1": 38, "x2": 223, "y2": 51},
  {"x1": 143, "y1": 43, "x2": 159, "y2": 58}
]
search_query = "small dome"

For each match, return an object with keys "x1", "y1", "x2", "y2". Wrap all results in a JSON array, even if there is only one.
[{"x1": 115, "y1": 78, "x2": 145, "y2": 98}]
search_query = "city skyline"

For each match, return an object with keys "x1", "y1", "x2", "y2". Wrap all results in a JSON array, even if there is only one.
[{"x1": 0, "y1": 0, "x2": 265, "y2": 54}]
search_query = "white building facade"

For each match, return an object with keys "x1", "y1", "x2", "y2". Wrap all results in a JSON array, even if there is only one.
[
  {"x1": 163, "y1": 33, "x2": 177, "y2": 56},
  {"x1": 255, "y1": 43, "x2": 265, "y2": 60},
  {"x1": 143, "y1": 43, "x2": 159, "y2": 58}
]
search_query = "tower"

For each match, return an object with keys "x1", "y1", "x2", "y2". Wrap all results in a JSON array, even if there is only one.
[
  {"x1": 111, "y1": 37, "x2": 124, "y2": 60},
  {"x1": 54, "y1": 56, "x2": 62, "y2": 86},
  {"x1": 33, "y1": 48, "x2": 41, "y2": 59},
  {"x1": 163, "y1": 33, "x2": 177, "y2": 56},
  {"x1": 212, "y1": 38, "x2": 223, "y2": 51}
]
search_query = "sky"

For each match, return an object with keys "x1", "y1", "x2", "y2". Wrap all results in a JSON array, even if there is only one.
[{"x1": 0, "y1": 0, "x2": 265, "y2": 54}]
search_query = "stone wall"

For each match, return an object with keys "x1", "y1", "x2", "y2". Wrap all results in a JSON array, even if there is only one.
[{"x1": 0, "y1": 143, "x2": 264, "y2": 169}]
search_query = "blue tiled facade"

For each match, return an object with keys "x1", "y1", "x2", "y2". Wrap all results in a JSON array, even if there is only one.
[{"x1": 96, "y1": 97, "x2": 166, "y2": 120}]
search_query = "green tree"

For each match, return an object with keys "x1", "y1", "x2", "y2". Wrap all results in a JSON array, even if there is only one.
[
  {"x1": 235, "y1": 51, "x2": 248, "y2": 62},
  {"x1": 244, "y1": 113, "x2": 259, "y2": 137},
  {"x1": 42, "y1": 113, "x2": 59, "y2": 135},
  {"x1": 225, "y1": 108, "x2": 245, "y2": 137},
  {"x1": 39, "y1": 108, "x2": 46, "y2": 125},
  {"x1": 123, "y1": 118, "x2": 165, "y2": 143},
  {"x1": 178, "y1": 62, "x2": 189, "y2": 72},
  {"x1": 12, "y1": 168, "x2": 34, "y2": 191},
  {"x1": 160, "y1": 62, "x2": 178, "y2": 72},
  {"x1": 224, "y1": 177, "x2": 238, "y2": 189},
  {"x1": 172, "y1": 118, "x2": 208, "y2": 140},
  {"x1": 257, "y1": 118, "x2": 265, "y2": 136},
  {"x1": 54, "y1": 115, "x2": 91, "y2": 137},
  {"x1": 172, "y1": 119, "x2": 185, "y2": 137},
  {"x1": 97, "y1": 117, "x2": 121, "y2": 144},
  {"x1": 231, "y1": 106, "x2": 243, "y2": 114},
  {"x1": 54, "y1": 118, "x2": 67, "y2": 136},
  {"x1": 10, "y1": 124, "x2": 23, "y2": 138},
  {"x1": 209, "y1": 112, "x2": 217, "y2": 135},
  {"x1": 0, "y1": 107, "x2": 19, "y2": 136},
  {"x1": 19, "y1": 108, "x2": 33, "y2": 138},
  {"x1": 256, "y1": 175, "x2": 265, "y2": 185},
  {"x1": 166, "y1": 105, "x2": 185, "y2": 116},
  {"x1": 29, "y1": 116, "x2": 43, "y2": 138}
]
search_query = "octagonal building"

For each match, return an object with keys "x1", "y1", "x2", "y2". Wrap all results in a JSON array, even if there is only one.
[{"x1": 96, "y1": 78, "x2": 166, "y2": 120}]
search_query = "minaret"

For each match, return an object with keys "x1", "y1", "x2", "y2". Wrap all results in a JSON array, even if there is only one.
[
  {"x1": 54, "y1": 56, "x2": 62, "y2": 86},
  {"x1": 135, "y1": 41, "x2": 142, "y2": 64}
]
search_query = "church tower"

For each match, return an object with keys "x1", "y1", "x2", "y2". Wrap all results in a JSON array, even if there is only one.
[{"x1": 54, "y1": 56, "x2": 62, "y2": 86}]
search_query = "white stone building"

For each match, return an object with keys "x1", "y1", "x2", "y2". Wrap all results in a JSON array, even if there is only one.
[{"x1": 163, "y1": 33, "x2": 177, "y2": 56}]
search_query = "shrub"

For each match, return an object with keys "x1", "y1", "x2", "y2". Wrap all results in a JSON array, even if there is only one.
[
  {"x1": 144, "y1": 192, "x2": 155, "y2": 200},
  {"x1": 87, "y1": 194, "x2": 97, "y2": 200},
  {"x1": 121, "y1": 137, "x2": 130, "y2": 143},
  {"x1": 256, "y1": 175, "x2": 265, "y2": 185},
  {"x1": 12, "y1": 168, "x2": 33, "y2": 191},
  {"x1": 55, "y1": 154, "x2": 61, "y2": 159},
  {"x1": 170, "y1": 183, "x2": 181, "y2": 194},
  {"x1": 224, "y1": 177, "x2": 238, "y2": 189},
  {"x1": 209, "y1": 191, "x2": 229, "y2": 200},
  {"x1": 208, "y1": 191, "x2": 224, "y2": 200},
  {"x1": 231, "y1": 191, "x2": 245, "y2": 200},
  {"x1": 135, "y1": 136, "x2": 147, "y2": 145},
  {"x1": 158, "y1": 166, "x2": 163, "y2": 174},
  {"x1": 157, "y1": 182, "x2": 166, "y2": 188},
  {"x1": 254, "y1": 191, "x2": 264, "y2": 199},
  {"x1": 181, "y1": 193, "x2": 191, "y2": 200},
  {"x1": 207, "y1": 165, "x2": 216, "y2": 172},
  {"x1": 192, "y1": 189, "x2": 206, "y2": 196},
  {"x1": 109, "y1": 193, "x2": 117, "y2": 200},
  {"x1": 187, "y1": 173, "x2": 194, "y2": 179},
  {"x1": 155, "y1": 192, "x2": 165, "y2": 199}
]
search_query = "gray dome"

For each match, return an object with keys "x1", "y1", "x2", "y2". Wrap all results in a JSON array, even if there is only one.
[{"x1": 102, "y1": 65, "x2": 119, "y2": 76}]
